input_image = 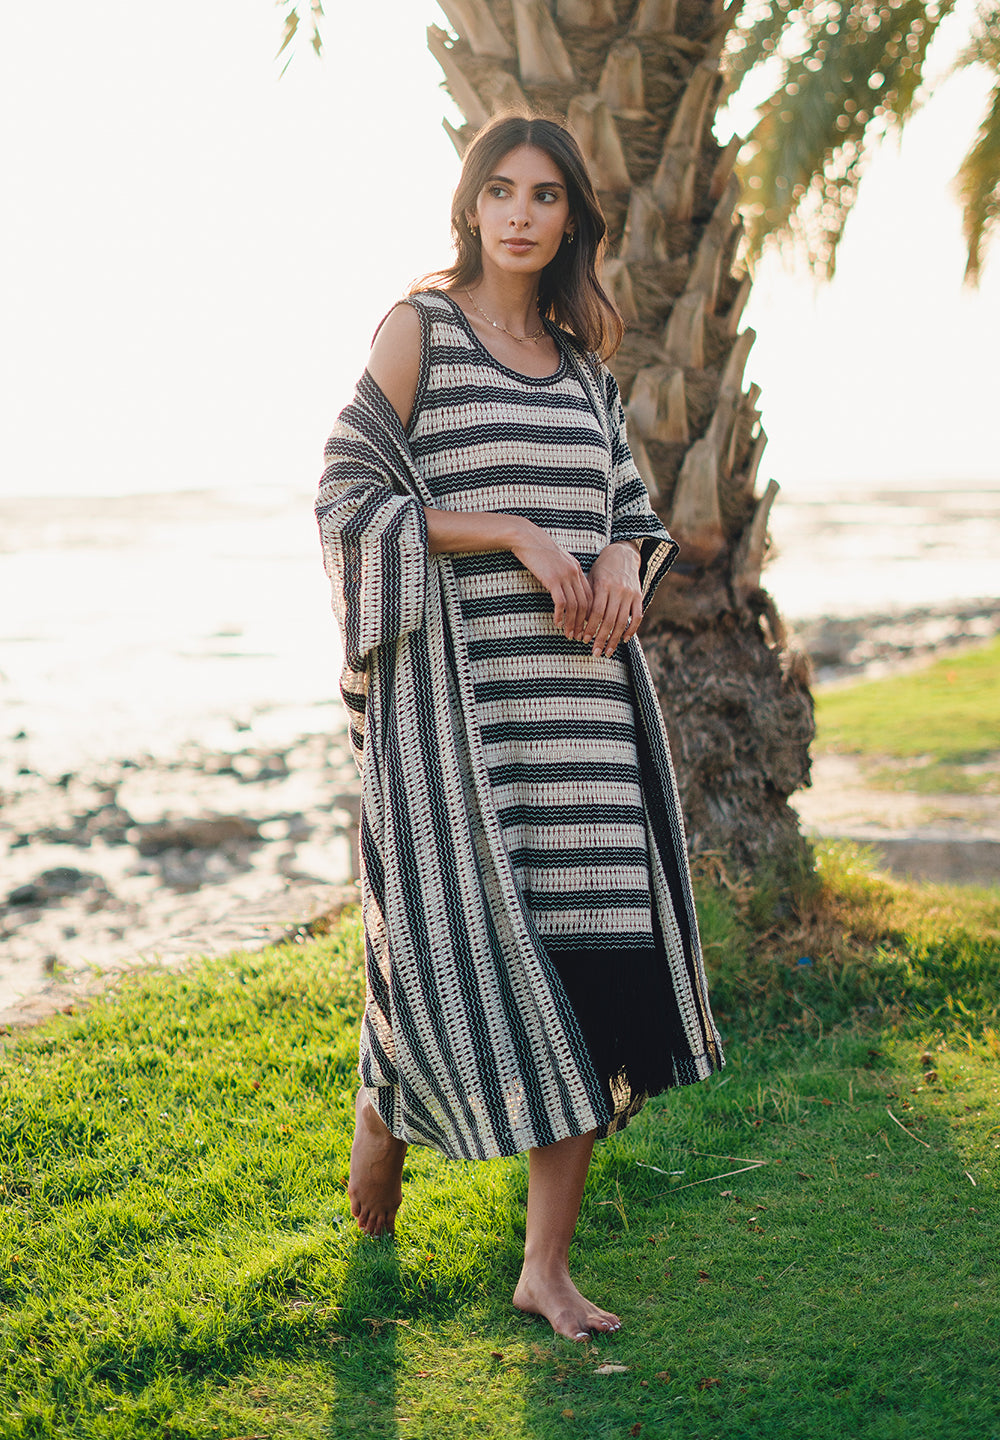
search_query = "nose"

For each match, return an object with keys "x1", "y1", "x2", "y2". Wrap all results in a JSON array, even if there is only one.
[{"x1": 508, "y1": 212, "x2": 529, "y2": 230}]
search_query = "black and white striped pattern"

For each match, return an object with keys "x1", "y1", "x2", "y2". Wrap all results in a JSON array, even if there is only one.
[
  {"x1": 410, "y1": 292, "x2": 656, "y2": 950},
  {"x1": 316, "y1": 292, "x2": 723, "y2": 1160}
]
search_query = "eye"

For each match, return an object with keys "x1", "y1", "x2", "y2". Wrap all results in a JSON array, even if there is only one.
[
  {"x1": 536, "y1": 189, "x2": 559, "y2": 203},
  {"x1": 486, "y1": 183, "x2": 509, "y2": 198}
]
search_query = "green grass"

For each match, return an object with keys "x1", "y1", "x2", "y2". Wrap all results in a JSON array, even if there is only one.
[
  {"x1": 2, "y1": 865, "x2": 999, "y2": 1440},
  {"x1": 701, "y1": 841, "x2": 1000, "y2": 1040},
  {"x1": 815, "y1": 635, "x2": 1000, "y2": 762},
  {"x1": 813, "y1": 636, "x2": 1000, "y2": 794}
]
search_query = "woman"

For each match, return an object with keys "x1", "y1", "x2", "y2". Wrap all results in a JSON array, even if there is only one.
[{"x1": 316, "y1": 113, "x2": 724, "y2": 1342}]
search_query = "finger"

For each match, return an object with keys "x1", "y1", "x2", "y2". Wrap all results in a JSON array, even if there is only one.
[
  {"x1": 585, "y1": 576, "x2": 622, "y2": 645},
  {"x1": 553, "y1": 576, "x2": 574, "y2": 637},
  {"x1": 582, "y1": 579, "x2": 613, "y2": 642},
  {"x1": 566, "y1": 598, "x2": 586, "y2": 641},
  {"x1": 574, "y1": 575, "x2": 594, "y2": 638},
  {"x1": 581, "y1": 600, "x2": 603, "y2": 644},
  {"x1": 565, "y1": 573, "x2": 591, "y2": 640},
  {"x1": 594, "y1": 598, "x2": 631, "y2": 657},
  {"x1": 594, "y1": 586, "x2": 643, "y2": 654},
  {"x1": 550, "y1": 582, "x2": 566, "y2": 632},
  {"x1": 622, "y1": 596, "x2": 643, "y2": 644},
  {"x1": 583, "y1": 603, "x2": 609, "y2": 646}
]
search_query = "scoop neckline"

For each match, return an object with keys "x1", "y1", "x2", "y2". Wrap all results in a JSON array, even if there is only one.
[{"x1": 433, "y1": 289, "x2": 569, "y2": 385}]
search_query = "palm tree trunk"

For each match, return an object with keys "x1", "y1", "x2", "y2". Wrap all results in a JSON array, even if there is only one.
[{"x1": 430, "y1": 0, "x2": 814, "y2": 875}]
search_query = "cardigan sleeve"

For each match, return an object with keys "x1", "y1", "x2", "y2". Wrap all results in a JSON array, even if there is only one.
[
  {"x1": 603, "y1": 367, "x2": 679, "y2": 607},
  {"x1": 315, "y1": 406, "x2": 428, "y2": 671}
]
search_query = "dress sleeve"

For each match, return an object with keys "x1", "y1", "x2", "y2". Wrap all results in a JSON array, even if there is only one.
[
  {"x1": 315, "y1": 396, "x2": 428, "y2": 671},
  {"x1": 603, "y1": 367, "x2": 679, "y2": 607}
]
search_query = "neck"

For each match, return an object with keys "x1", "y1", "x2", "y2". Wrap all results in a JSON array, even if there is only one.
[{"x1": 468, "y1": 270, "x2": 542, "y2": 332}]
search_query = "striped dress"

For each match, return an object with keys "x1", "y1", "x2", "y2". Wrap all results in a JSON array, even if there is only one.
[
  {"x1": 316, "y1": 288, "x2": 725, "y2": 1160},
  {"x1": 406, "y1": 289, "x2": 653, "y2": 957}
]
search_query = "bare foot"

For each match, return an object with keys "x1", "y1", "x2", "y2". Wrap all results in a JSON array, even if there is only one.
[
  {"x1": 348, "y1": 1089, "x2": 407, "y2": 1237},
  {"x1": 513, "y1": 1263, "x2": 621, "y2": 1341}
]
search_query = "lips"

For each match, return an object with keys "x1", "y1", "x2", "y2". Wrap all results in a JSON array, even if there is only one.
[{"x1": 502, "y1": 239, "x2": 536, "y2": 252}]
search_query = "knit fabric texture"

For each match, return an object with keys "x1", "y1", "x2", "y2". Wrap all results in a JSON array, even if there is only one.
[{"x1": 316, "y1": 290, "x2": 724, "y2": 1160}]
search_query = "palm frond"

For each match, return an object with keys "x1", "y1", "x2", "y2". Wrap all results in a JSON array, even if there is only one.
[
  {"x1": 956, "y1": 77, "x2": 1000, "y2": 280},
  {"x1": 725, "y1": 0, "x2": 804, "y2": 88},
  {"x1": 274, "y1": 0, "x2": 324, "y2": 69},
  {"x1": 736, "y1": 0, "x2": 959, "y2": 274},
  {"x1": 952, "y1": 0, "x2": 1000, "y2": 70}
]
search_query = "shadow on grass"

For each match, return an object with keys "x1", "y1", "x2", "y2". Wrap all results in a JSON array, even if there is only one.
[
  {"x1": 316, "y1": 1154, "x2": 538, "y2": 1437},
  {"x1": 503, "y1": 1035, "x2": 999, "y2": 1440},
  {"x1": 321, "y1": 1234, "x2": 403, "y2": 1439},
  {"x1": 310, "y1": 1037, "x2": 999, "y2": 1440}
]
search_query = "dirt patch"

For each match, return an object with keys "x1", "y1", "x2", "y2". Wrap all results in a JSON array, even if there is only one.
[{"x1": 794, "y1": 753, "x2": 1000, "y2": 886}]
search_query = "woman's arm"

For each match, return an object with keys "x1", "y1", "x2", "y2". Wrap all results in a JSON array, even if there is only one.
[
  {"x1": 367, "y1": 302, "x2": 423, "y2": 432},
  {"x1": 423, "y1": 506, "x2": 594, "y2": 643},
  {"x1": 366, "y1": 300, "x2": 593, "y2": 641}
]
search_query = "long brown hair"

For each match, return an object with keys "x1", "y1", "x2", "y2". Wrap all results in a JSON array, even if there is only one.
[{"x1": 413, "y1": 113, "x2": 624, "y2": 360}]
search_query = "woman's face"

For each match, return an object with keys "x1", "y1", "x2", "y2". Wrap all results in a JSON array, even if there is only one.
[{"x1": 467, "y1": 144, "x2": 574, "y2": 277}]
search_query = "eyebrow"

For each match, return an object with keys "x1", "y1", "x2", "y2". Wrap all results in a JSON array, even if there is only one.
[{"x1": 485, "y1": 173, "x2": 566, "y2": 190}]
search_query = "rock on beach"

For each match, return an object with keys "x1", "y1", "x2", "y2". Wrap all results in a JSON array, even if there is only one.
[
  {"x1": 789, "y1": 599, "x2": 1000, "y2": 683},
  {"x1": 0, "y1": 713, "x2": 361, "y2": 1030}
]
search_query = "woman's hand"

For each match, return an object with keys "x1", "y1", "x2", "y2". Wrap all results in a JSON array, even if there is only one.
[
  {"x1": 583, "y1": 541, "x2": 643, "y2": 658},
  {"x1": 510, "y1": 520, "x2": 594, "y2": 642}
]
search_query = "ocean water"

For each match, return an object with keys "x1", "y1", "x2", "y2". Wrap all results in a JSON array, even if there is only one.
[
  {"x1": 766, "y1": 481, "x2": 999, "y2": 621},
  {"x1": 1, "y1": 481, "x2": 997, "y2": 774},
  {"x1": 1, "y1": 489, "x2": 340, "y2": 774}
]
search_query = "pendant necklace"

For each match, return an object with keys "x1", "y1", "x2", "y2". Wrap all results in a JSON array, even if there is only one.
[{"x1": 465, "y1": 288, "x2": 546, "y2": 343}]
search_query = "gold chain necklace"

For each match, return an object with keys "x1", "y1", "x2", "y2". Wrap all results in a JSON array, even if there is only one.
[{"x1": 465, "y1": 288, "x2": 546, "y2": 343}]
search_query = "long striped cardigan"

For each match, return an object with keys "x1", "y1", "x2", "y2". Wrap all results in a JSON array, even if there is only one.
[{"x1": 316, "y1": 339, "x2": 724, "y2": 1161}]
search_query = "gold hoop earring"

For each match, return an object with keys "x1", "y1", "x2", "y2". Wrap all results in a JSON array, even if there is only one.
[{"x1": 566, "y1": 231, "x2": 575, "y2": 246}]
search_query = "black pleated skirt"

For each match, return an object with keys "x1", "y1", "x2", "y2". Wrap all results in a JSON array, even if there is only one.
[{"x1": 546, "y1": 909, "x2": 696, "y2": 1114}]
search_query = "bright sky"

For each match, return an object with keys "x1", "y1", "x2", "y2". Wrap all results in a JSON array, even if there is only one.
[{"x1": 1, "y1": 0, "x2": 997, "y2": 501}]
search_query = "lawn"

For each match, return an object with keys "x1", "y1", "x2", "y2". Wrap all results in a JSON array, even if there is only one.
[
  {"x1": 813, "y1": 635, "x2": 1000, "y2": 794},
  {"x1": 2, "y1": 849, "x2": 998, "y2": 1440}
]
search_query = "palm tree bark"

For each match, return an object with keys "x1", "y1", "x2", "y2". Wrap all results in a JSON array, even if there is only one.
[{"x1": 431, "y1": 0, "x2": 814, "y2": 875}]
